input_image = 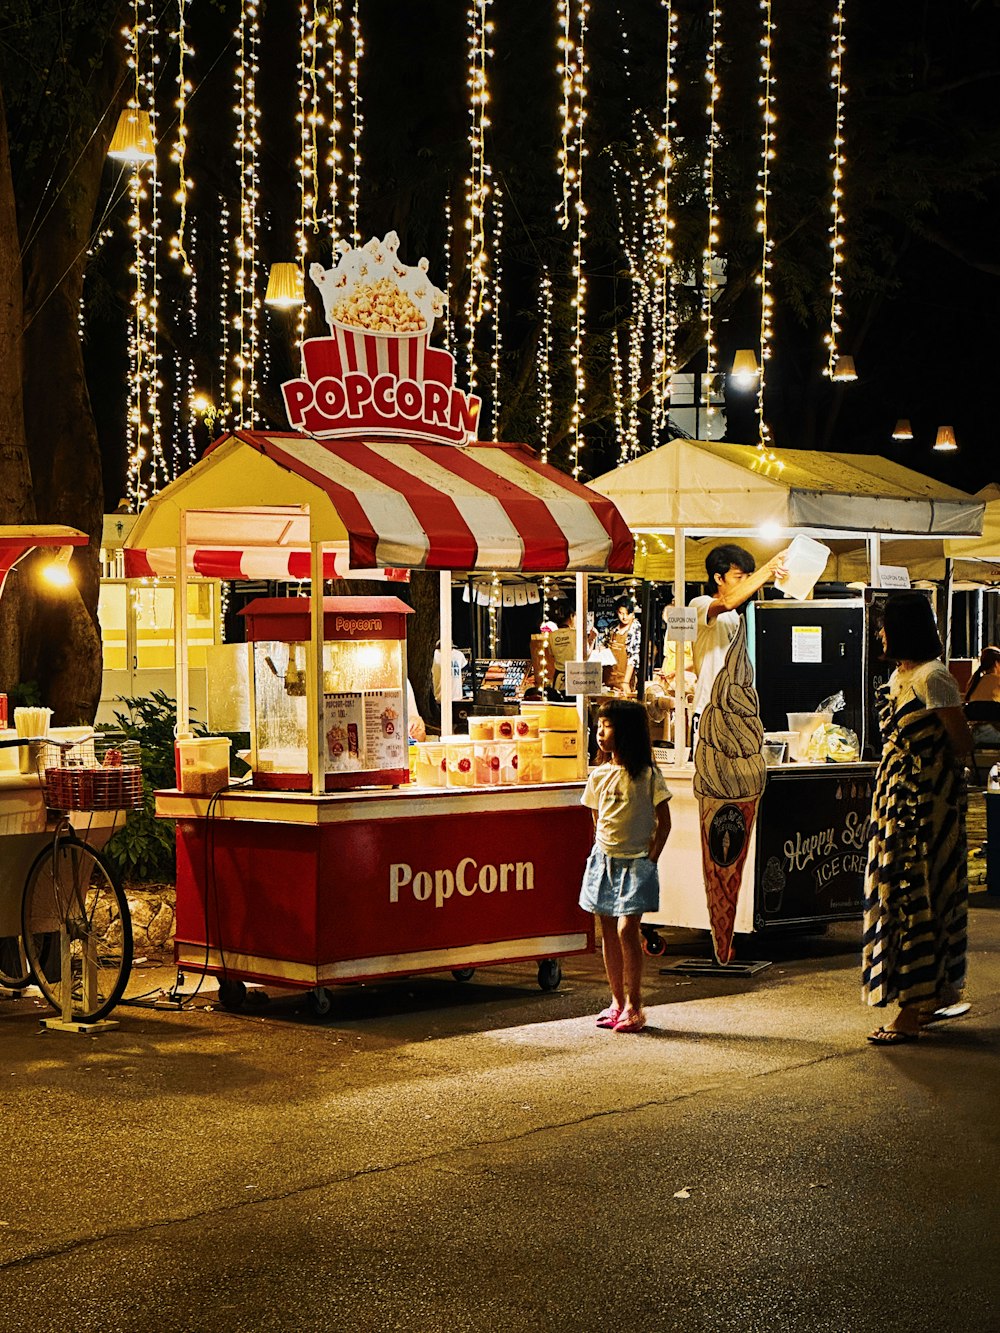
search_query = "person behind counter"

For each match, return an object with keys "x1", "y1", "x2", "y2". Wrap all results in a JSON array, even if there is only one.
[
  {"x1": 547, "y1": 601, "x2": 577, "y2": 695},
  {"x1": 604, "y1": 596, "x2": 642, "y2": 695},
  {"x1": 862, "y1": 591, "x2": 972, "y2": 1045},
  {"x1": 690, "y1": 544, "x2": 788, "y2": 727},
  {"x1": 964, "y1": 645, "x2": 1000, "y2": 745},
  {"x1": 406, "y1": 680, "x2": 426, "y2": 741}
]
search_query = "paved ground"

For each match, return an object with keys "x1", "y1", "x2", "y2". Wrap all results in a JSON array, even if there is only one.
[{"x1": 1, "y1": 895, "x2": 999, "y2": 1333}]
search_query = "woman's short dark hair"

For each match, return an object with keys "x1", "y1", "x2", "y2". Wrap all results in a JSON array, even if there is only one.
[
  {"x1": 881, "y1": 591, "x2": 943, "y2": 663},
  {"x1": 596, "y1": 698, "x2": 654, "y2": 778},
  {"x1": 550, "y1": 600, "x2": 574, "y2": 628},
  {"x1": 706, "y1": 544, "x2": 755, "y2": 588},
  {"x1": 613, "y1": 595, "x2": 636, "y2": 615}
]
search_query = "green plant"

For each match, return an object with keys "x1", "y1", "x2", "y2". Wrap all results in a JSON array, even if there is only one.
[{"x1": 100, "y1": 690, "x2": 207, "y2": 883}]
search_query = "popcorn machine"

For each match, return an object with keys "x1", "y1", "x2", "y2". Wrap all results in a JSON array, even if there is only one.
[{"x1": 241, "y1": 596, "x2": 413, "y2": 792}]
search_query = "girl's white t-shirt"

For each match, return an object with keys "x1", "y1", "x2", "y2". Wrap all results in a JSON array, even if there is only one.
[{"x1": 582, "y1": 762, "x2": 672, "y2": 858}]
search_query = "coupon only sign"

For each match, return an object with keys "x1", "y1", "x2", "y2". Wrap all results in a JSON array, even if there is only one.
[{"x1": 563, "y1": 660, "x2": 602, "y2": 695}]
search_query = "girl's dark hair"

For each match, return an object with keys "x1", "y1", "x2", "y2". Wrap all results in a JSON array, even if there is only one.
[
  {"x1": 613, "y1": 595, "x2": 636, "y2": 615},
  {"x1": 596, "y1": 699, "x2": 654, "y2": 778},
  {"x1": 881, "y1": 591, "x2": 943, "y2": 663},
  {"x1": 965, "y1": 645, "x2": 1000, "y2": 702},
  {"x1": 550, "y1": 600, "x2": 575, "y2": 628}
]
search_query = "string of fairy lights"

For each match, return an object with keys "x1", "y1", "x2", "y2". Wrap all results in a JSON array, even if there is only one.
[
  {"x1": 232, "y1": 0, "x2": 261, "y2": 426},
  {"x1": 464, "y1": 0, "x2": 493, "y2": 395},
  {"x1": 701, "y1": 0, "x2": 722, "y2": 427},
  {"x1": 537, "y1": 270, "x2": 553, "y2": 462},
  {"x1": 104, "y1": 4, "x2": 860, "y2": 510},
  {"x1": 490, "y1": 191, "x2": 503, "y2": 440},
  {"x1": 654, "y1": 0, "x2": 678, "y2": 440},
  {"x1": 557, "y1": 0, "x2": 589, "y2": 478},
  {"x1": 756, "y1": 0, "x2": 776, "y2": 449},
  {"x1": 825, "y1": 0, "x2": 849, "y2": 377}
]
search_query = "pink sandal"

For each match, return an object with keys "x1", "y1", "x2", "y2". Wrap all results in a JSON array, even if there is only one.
[
  {"x1": 595, "y1": 1006, "x2": 621, "y2": 1029},
  {"x1": 612, "y1": 1010, "x2": 646, "y2": 1034}
]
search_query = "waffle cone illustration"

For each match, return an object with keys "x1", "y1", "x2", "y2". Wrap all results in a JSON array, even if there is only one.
[{"x1": 693, "y1": 620, "x2": 766, "y2": 964}]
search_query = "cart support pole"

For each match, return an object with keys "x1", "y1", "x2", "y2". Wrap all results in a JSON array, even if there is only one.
[
  {"x1": 308, "y1": 537, "x2": 324, "y2": 796},
  {"x1": 576, "y1": 572, "x2": 587, "y2": 777},
  {"x1": 868, "y1": 534, "x2": 882, "y2": 585},
  {"x1": 440, "y1": 569, "x2": 453, "y2": 736},
  {"x1": 175, "y1": 511, "x2": 190, "y2": 734},
  {"x1": 673, "y1": 526, "x2": 686, "y2": 756},
  {"x1": 942, "y1": 558, "x2": 954, "y2": 665}
]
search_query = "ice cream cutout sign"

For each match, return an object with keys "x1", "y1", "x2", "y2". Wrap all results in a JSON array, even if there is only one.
[
  {"x1": 692, "y1": 619, "x2": 767, "y2": 964},
  {"x1": 281, "y1": 232, "x2": 482, "y2": 446}
]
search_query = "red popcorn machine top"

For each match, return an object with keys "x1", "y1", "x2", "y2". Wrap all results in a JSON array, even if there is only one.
[{"x1": 241, "y1": 596, "x2": 414, "y2": 792}]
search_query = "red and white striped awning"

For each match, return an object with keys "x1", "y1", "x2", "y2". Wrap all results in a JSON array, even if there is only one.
[{"x1": 123, "y1": 431, "x2": 634, "y2": 578}]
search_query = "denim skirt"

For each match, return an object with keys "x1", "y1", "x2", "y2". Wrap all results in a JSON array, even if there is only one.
[{"x1": 579, "y1": 846, "x2": 660, "y2": 918}]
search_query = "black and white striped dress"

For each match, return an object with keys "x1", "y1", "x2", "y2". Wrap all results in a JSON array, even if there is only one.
[{"x1": 861, "y1": 666, "x2": 968, "y2": 1009}]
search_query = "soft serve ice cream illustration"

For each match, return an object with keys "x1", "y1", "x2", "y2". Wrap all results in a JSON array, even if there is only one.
[{"x1": 692, "y1": 619, "x2": 766, "y2": 964}]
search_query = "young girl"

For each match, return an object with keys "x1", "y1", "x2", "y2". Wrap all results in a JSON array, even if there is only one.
[{"x1": 580, "y1": 699, "x2": 672, "y2": 1034}]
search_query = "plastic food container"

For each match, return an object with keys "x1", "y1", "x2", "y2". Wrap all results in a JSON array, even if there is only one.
[
  {"x1": 493, "y1": 715, "x2": 516, "y2": 741},
  {"x1": 765, "y1": 729, "x2": 800, "y2": 761},
  {"x1": 445, "y1": 739, "x2": 475, "y2": 787},
  {"x1": 414, "y1": 740, "x2": 446, "y2": 787},
  {"x1": 542, "y1": 755, "x2": 580, "y2": 783},
  {"x1": 516, "y1": 738, "x2": 543, "y2": 784},
  {"x1": 177, "y1": 736, "x2": 231, "y2": 796},
  {"x1": 519, "y1": 701, "x2": 579, "y2": 730},
  {"x1": 467, "y1": 717, "x2": 496, "y2": 741},
  {"x1": 540, "y1": 728, "x2": 579, "y2": 757},
  {"x1": 787, "y1": 711, "x2": 833, "y2": 757},
  {"x1": 496, "y1": 741, "x2": 518, "y2": 785},
  {"x1": 474, "y1": 741, "x2": 503, "y2": 786},
  {"x1": 774, "y1": 534, "x2": 832, "y2": 600},
  {"x1": 762, "y1": 741, "x2": 787, "y2": 766},
  {"x1": 513, "y1": 715, "x2": 539, "y2": 739}
]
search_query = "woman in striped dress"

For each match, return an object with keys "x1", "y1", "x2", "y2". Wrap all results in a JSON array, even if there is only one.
[{"x1": 862, "y1": 592, "x2": 973, "y2": 1044}]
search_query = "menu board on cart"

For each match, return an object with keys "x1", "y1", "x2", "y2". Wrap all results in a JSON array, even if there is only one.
[
  {"x1": 363, "y1": 689, "x2": 406, "y2": 770},
  {"x1": 324, "y1": 690, "x2": 406, "y2": 774}
]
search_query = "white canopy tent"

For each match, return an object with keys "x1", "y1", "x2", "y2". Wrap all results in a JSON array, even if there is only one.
[{"x1": 589, "y1": 439, "x2": 986, "y2": 737}]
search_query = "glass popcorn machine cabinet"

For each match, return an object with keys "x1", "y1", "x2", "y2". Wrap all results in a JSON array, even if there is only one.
[{"x1": 240, "y1": 596, "x2": 414, "y2": 792}]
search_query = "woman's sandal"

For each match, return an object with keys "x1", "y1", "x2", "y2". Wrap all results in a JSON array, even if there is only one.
[
  {"x1": 612, "y1": 1010, "x2": 646, "y2": 1034},
  {"x1": 918, "y1": 1002, "x2": 971, "y2": 1028},
  {"x1": 867, "y1": 1025, "x2": 919, "y2": 1045},
  {"x1": 595, "y1": 1006, "x2": 622, "y2": 1029}
]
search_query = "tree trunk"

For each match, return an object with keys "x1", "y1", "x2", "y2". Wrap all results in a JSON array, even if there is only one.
[
  {"x1": 0, "y1": 83, "x2": 37, "y2": 692},
  {"x1": 17, "y1": 34, "x2": 125, "y2": 722}
]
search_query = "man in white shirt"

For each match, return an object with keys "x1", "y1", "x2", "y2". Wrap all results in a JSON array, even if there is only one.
[
  {"x1": 690, "y1": 543, "x2": 788, "y2": 722},
  {"x1": 432, "y1": 644, "x2": 468, "y2": 703}
]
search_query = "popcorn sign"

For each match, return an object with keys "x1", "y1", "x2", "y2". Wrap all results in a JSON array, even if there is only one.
[{"x1": 282, "y1": 231, "x2": 481, "y2": 447}]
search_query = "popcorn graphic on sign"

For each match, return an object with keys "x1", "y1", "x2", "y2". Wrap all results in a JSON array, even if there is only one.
[{"x1": 282, "y1": 232, "x2": 480, "y2": 446}]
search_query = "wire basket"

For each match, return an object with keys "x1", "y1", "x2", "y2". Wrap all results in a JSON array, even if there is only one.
[{"x1": 40, "y1": 735, "x2": 144, "y2": 812}]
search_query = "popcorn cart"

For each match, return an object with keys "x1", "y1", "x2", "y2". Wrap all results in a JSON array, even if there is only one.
[{"x1": 128, "y1": 232, "x2": 635, "y2": 1017}]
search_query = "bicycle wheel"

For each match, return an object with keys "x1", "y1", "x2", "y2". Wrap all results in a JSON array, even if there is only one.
[
  {"x1": 22, "y1": 838, "x2": 133, "y2": 1022},
  {"x1": 0, "y1": 935, "x2": 30, "y2": 990}
]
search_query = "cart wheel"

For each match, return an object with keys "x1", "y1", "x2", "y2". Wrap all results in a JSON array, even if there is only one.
[
  {"x1": 217, "y1": 979, "x2": 247, "y2": 1011},
  {"x1": 307, "y1": 987, "x2": 334, "y2": 1018},
  {"x1": 641, "y1": 930, "x2": 666, "y2": 957},
  {"x1": 451, "y1": 968, "x2": 476, "y2": 982},
  {"x1": 537, "y1": 959, "x2": 561, "y2": 991}
]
